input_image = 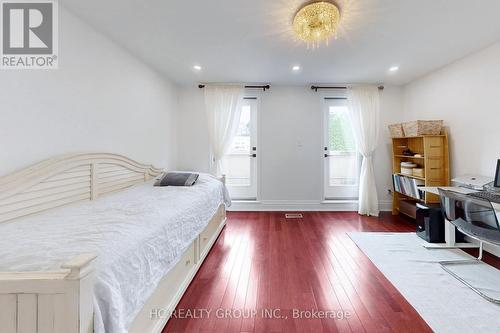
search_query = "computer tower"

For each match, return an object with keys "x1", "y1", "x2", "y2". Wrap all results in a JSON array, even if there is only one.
[{"x1": 416, "y1": 203, "x2": 445, "y2": 243}]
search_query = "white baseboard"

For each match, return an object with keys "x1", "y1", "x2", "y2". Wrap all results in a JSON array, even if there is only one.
[
  {"x1": 378, "y1": 200, "x2": 393, "y2": 212},
  {"x1": 228, "y1": 200, "x2": 392, "y2": 212}
]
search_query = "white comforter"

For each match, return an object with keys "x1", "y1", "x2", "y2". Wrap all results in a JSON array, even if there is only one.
[{"x1": 0, "y1": 173, "x2": 230, "y2": 333}]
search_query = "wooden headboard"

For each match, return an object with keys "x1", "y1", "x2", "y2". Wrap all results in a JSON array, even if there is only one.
[{"x1": 0, "y1": 153, "x2": 163, "y2": 223}]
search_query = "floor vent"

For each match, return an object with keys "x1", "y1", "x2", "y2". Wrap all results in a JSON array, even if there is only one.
[{"x1": 285, "y1": 213, "x2": 303, "y2": 219}]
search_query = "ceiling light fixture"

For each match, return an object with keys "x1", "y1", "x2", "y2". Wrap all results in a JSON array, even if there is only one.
[
  {"x1": 293, "y1": 1, "x2": 341, "y2": 49},
  {"x1": 389, "y1": 66, "x2": 399, "y2": 72},
  {"x1": 193, "y1": 65, "x2": 202, "y2": 71},
  {"x1": 292, "y1": 65, "x2": 301, "y2": 71}
]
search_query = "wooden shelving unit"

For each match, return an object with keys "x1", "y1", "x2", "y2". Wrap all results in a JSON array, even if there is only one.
[{"x1": 391, "y1": 131, "x2": 450, "y2": 218}]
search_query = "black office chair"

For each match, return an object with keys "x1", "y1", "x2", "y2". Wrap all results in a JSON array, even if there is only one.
[{"x1": 438, "y1": 189, "x2": 500, "y2": 303}]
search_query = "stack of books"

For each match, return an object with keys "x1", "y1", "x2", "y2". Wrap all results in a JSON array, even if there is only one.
[{"x1": 392, "y1": 174, "x2": 425, "y2": 200}]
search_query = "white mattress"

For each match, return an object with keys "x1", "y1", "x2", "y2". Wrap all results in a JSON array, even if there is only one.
[{"x1": 0, "y1": 173, "x2": 230, "y2": 333}]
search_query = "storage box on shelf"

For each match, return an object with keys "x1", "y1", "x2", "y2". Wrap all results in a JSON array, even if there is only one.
[
  {"x1": 400, "y1": 161, "x2": 418, "y2": 176},
  {"x1": 388, "y1": 120, "x2": 444, "y2": 138},
  {"x1": 402, "y1": 120, "x2": 443, "y2": 137},
  {"x1": 413, "y1": 168, "x2": 425, "y2": 178},
  {"x1": 391, "y1": 129, "x2": 450, "y2": 219},
  {"x1": 388, "y1": 123, "x2": 404, "y2": 138}
]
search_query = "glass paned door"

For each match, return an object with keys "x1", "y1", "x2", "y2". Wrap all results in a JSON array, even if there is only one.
[
  {"x1": 221, "y1": 98, "x2": 258, "y2": 200},
  {"x1": 323, "y1": 98, "x2": 360, "y2": 199}
]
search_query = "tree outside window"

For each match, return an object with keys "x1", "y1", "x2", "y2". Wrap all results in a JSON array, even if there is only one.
[{"x1": 328, "y1": 109, "x2": 356, "y2": 152}]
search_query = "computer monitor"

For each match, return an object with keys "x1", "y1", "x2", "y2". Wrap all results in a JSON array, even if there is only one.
[{"x1": 495, "y1": 159, "x2": 500, "y2": 188}]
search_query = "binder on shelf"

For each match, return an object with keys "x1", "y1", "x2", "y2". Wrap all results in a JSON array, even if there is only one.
[{"x1": 392, "y1": 174, "x2": 425, "y2": 200}]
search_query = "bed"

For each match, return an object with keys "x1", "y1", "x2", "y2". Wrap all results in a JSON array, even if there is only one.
[{"x1": 0, "y1": 153, "x2": 228, "y2": 333}]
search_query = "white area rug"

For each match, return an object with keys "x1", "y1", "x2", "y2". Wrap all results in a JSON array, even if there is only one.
[{"x1": 348, "y1": 232, "x2": 500, "y2": 333}]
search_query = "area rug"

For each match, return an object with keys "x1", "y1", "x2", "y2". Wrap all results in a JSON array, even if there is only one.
[{"x1": 348, "y1": 232, "x2": 500, "y2": 333}]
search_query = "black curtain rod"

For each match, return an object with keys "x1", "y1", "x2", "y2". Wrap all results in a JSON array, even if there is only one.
[
  {"x1": 198, "y1": 84, "x2": 270, "y2": 91},
  {"x1": 311, "y1": 85, "x2": 384, "y2": 92}
]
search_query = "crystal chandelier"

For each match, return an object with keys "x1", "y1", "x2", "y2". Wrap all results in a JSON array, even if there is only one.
[{"x1": 293, "y1": 1, "x2": 341, "y2": 48}]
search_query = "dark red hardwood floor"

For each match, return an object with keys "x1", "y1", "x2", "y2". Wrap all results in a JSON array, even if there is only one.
[{"x1": 163, "y1": 212, "x2": 434, "y2": 333}]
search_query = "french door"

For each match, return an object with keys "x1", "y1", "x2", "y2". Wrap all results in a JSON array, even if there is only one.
[
  {"x1": 323, "y1": 97, "x2": 360, "y2": 199},
  {"x1": 221, "y1": 98, "x2": 258, "y2": 200}
]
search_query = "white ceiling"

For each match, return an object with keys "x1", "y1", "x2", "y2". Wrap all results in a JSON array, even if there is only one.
[{"x1": 62, "y1": 0, "x2": 500, "y2": 86}]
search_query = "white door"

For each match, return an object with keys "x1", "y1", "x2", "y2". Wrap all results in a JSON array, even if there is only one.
[
  {"x1": 221, "y1": 98, "x2": 258, "y2": 200},
  {"x1": 323, "y1": 97, "x2": 360, "y2": 199}
]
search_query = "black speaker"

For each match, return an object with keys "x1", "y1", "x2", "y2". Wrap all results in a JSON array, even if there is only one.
[{"x1": 416, "y1": 203, "x2": 445, "y2": 243}]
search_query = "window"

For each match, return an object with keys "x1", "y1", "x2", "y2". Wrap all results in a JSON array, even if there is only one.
[
  {"x1": 323, "y1": 98, "x2": 360, "y2": 199},
  {"x1": 221, "y1": 98, "x2": 258, "y2": 199}
]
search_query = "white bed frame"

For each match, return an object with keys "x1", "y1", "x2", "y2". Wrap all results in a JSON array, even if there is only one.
[{"x1": 0, "y1": 153, "x2": 227, "y2": 333}]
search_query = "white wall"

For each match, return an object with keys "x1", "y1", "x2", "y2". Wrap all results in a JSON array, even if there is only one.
[
  {"x1": 176, "y1": 88, "x2": 210, "y2": 173},
  {"x1": 177, "y1": 85, "x2": 403, "y2": 210},
  {"x1": 403, "y1": 41, "x2": 500, "y2": 256},
  {"x1": 404, "y1": 42, "x2": 500, "y2": 178},
  {"x1": 0, "y1": 7, "x2": 178, "y2": 175}
]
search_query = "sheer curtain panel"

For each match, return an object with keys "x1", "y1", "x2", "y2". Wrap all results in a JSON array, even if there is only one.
[
  {"x1": 204, "y1": 85, "x2": 244, "y2": 176},
  {"x1": 347, "y1": 86, "x2": 381, "y2": 216}
]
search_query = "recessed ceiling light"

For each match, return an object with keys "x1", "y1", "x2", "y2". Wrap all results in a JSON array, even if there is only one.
[
  {"x1": 292, "y1": 65, "x2": 301, "y2": 71},
  {"x1": 389, "y1": 66, "x2": 399, "y2": 72},
  {"x1": 193, "y1": 65, "x2": 202, "y2": 71}
]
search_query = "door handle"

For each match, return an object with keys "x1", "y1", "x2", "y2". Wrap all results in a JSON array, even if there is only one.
[{"x1": 249, "y1": 153, "x2": 257, "y2": 158}]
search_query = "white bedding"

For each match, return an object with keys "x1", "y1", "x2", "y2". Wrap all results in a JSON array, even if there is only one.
[{"x1": 0, "y1": 173, "x2": 230, "y2": 333}]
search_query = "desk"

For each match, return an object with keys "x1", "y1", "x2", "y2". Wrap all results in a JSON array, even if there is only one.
[{"x1": 420, "y1": 187, "x2": 479, "y2": 249}]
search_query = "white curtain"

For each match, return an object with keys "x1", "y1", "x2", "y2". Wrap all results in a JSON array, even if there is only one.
[
  {"x1": 204, "y1": 85, "x2": 244, "y2": 176},
  {"x1": 347, "y1": 86, "x2": 380, "y2": 216}
]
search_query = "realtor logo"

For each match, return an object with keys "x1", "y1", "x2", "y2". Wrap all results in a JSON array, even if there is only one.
[{"x1": 1, "y1": 0, "x2": 58, "y2": 69}]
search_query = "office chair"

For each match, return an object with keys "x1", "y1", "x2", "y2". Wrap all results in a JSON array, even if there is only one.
[{"x1": 438, "y1": 189, "x2": 500, "y2": 303}]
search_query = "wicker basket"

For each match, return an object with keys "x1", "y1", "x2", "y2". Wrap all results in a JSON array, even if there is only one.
[
  {"x1": 402, "y1": 120, "x2": 443, "y2": 137},
  {"x1": 388, "y1": 123, "x2": 404, "y2": 138}
]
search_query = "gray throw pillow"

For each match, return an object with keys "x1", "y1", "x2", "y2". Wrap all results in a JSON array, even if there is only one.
[{"x1": 154, "y1": 172, "x2": 199, "y2": 186}]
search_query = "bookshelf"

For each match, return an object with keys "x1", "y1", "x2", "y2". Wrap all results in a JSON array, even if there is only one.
[{"x1": 391, "y1": 130, "x2": 450, "y2": 218}]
